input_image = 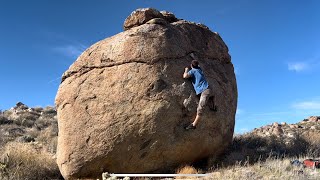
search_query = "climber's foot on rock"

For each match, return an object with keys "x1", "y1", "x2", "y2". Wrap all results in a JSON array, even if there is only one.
[{"x1": 185, "y1": 123, "x2": 196, "y2": 130}]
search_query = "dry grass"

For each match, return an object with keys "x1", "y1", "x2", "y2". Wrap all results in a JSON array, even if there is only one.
[
  {"x1": 37, "y1": 126, "x2": 58, "y2": 154},
  {"x1": 0, "y1": 115, "x2": 9, "y2": 125},
  {"x1": 206, "y1": 156, "x2": 319, "y2": 180},
  {"x1": 42, "y1": 106, "x2": 56, "y2": 115},
  {"x1": 176, "y1": 165, "x2": 199, "y2": 174},
  {"x1": 214, "y1": 133, "x2": 314, "y2": 168},
  {"x1": 303, "y1": 131, "x2": 320, "y2": 157},
  {"x1": 176, "y1": 131, "x2": 320, "y2": 180},
  {"x1": 0, "y1": 106, "x2": 60, "y2": 179},
  {"x1": 14, "y1": 112, "x2": 40, "y2": 127},
  {"x1": 0, "y1": 142, "x2": 62, "y2": 180},
  {"x1": 175, "y1": 165, "x2": 200, "y2": 179}
]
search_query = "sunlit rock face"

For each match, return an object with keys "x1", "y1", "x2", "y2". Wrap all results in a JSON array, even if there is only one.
[{"x1": 55, "y1": 8, "x2": 237, "y2": 179}]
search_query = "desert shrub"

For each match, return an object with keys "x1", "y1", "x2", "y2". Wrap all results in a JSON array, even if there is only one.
[
  {"x1": 14, "y1": 112, "x2": 39, "y2": 127},
  {"x1": 43, "y1": 106, "x2": 56, "y2": 115},
  {"x1": 302, "y1": 130, "x2": 320, "y2": 144},
  {"x1": 0, "y1": 124, "x2": 27, "y2": 152},
  {"x1": 303, "y1": 131, "x2": 320, "y2": 157},
  {"x1": 26, "y1": 127, "x2": 41, "y2": 139},
  {"x1": 35, "y1": 114, "x2": 57, "y2": 130},
  {"x1": 0, "y1": 136, "x2": 12, "y2": 149},
  {"x1": 34, "y1": 118, "x2": 51, "y2": 129},
  {"x1": 15, "y1": 135, "x2": 35, "y2": 143},
  {"x1": 2, "y1": 110, "x2": 12, "y2": 119},
  {"x1": 211, "y1": 133, "x2": 312, "y2": 168},
  {"x1": 37, "y1": 126, "x2": 58, "y2": 153},
  {"x1": 306, "y1": 144, "x2": 320, "y2": 158},
  {"x1": 5, "y1": 126, "x2": 26, "y2": 137},
  {"x1": 284, "y1": 135, "x2": 310, "y2": 155},
  {"x1": 51, "y1": 121, "x2": 59, "y2": 136},
  {"x1": 15, "y1": 119, "x2": 35, "y2": 127},
  {"x1": 48, "y1": 137, "x2": 58, "y2": 154},
  {"x1": 33, "y1": 107, "x2": 43, "y2": 113},
  {"x1": 0, "y1": 142, "x2": 62, "y2": 180},
  {"x1": 0, "y1": 136, "x2": 4, "y2": 148},
  {"x1": 0, "y1": 115, "x2": 9, "y2": 124}
]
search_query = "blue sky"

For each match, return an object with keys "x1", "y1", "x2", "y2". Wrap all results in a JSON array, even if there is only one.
[{"x1": 0, "y1": 0, "x2": 319, "y2": 133}]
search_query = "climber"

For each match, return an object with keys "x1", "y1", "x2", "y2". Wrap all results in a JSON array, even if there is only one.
[{"x1": 183, "y1": 60, "x2": 216, "y2": 130}]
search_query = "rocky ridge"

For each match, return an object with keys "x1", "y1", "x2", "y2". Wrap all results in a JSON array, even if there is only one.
[
  {"x1": 0, "y1": 102, "x2": 58, "y2": 150},
  {"x1": 252, "y1": 116, "x2": 320, "y2": 145}
]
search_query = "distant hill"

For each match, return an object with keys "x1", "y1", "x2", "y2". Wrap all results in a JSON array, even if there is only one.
[
  {"x1": 219, "y1": 116, "x2": 320, "y2": 165},
  {"x1": 206, "y1": 116, "x2": 320, "y2": 179}
]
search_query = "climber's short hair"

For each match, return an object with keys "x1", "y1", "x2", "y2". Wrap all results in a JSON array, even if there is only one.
[{"x1": 191, "y1": 60, "x2": 199, "y2": 68}]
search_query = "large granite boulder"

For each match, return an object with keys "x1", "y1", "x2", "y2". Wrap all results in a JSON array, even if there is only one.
[{"x1": 55, "y1": 8, "x2": 237, "y2": 179}]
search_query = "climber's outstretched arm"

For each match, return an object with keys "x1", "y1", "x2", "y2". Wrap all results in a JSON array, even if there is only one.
[{"x1": 183, "y1": 67, "x2": 191, "y2": 79}]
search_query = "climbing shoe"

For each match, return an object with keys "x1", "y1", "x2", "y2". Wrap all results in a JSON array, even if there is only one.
[{"x1": 185, "y1": 123, "x2": 196, "y2": 130}]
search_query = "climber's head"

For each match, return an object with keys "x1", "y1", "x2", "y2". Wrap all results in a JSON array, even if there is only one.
[{"x1": 191, "y1": 60, "x2": 199, "y2": 69}]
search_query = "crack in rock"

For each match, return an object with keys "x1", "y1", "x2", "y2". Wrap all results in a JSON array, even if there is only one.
[{"x1": 61, "y1": 51, "x2": 199, "y2": 83}]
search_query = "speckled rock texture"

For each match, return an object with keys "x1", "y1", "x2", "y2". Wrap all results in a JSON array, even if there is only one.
[{"x1": 55, "y1": 8, "x2": 237, "y2": 179}]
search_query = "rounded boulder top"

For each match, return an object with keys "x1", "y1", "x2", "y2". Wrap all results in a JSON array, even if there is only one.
[
  {"x1": 55, "y1": 7, "x2": 237, "y2": 179},
  {"x1": 123, "y1": 8, "x2": 179, "y2": 30}
]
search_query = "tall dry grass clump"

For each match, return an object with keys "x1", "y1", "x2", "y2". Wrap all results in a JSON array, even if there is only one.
[
  {"x1": 207, "y1": 156, "x2": 319, "y2": 180},
  {"x1": 37, "y1": 125, "x2": 58, "y2": 154},
  {"x1": 303, "y1": 131, "x2": 320, "y2": 157},
  {"x1": 214, "y1": 133, "x2": 312, "y2": 167},
  {"x1": 176, "y1": 165, "x2": 199, "y2": 174},
  {"x1": 0, "y1": 142, "x2": 61, "y2": 180},
  {"x1": 175, "y1": 165, "x2": 200, "y2": 179}
]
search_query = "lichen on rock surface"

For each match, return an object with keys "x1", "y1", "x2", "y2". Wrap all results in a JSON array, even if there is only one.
[{"x1": 55, "y1": 8, "x2": 237, "y2": 179}]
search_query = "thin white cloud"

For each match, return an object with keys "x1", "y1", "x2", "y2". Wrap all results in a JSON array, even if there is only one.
[
  {"x1": 53, "y1": 44, "x2": 87, "y2": 58},
  {"x1": 48, "y1": 76, "x2": 62, "y2": 84},
  {"x1": 287, "y1": 55, "x2": 320, "y2": 73},
  {"x1": 235, "y1": 98, "x2": 320, "y2": 134},
  {"x1": 292, "y1": 101, "x2": 320, "y2": 110},
  {"x1": 288, "y1": 62, "x2": 309, "y2": 72}
]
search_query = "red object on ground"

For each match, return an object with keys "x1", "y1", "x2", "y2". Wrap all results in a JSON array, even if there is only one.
[{"x1": 303, "y1": 159, "x2": 320, "y2": 169}]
